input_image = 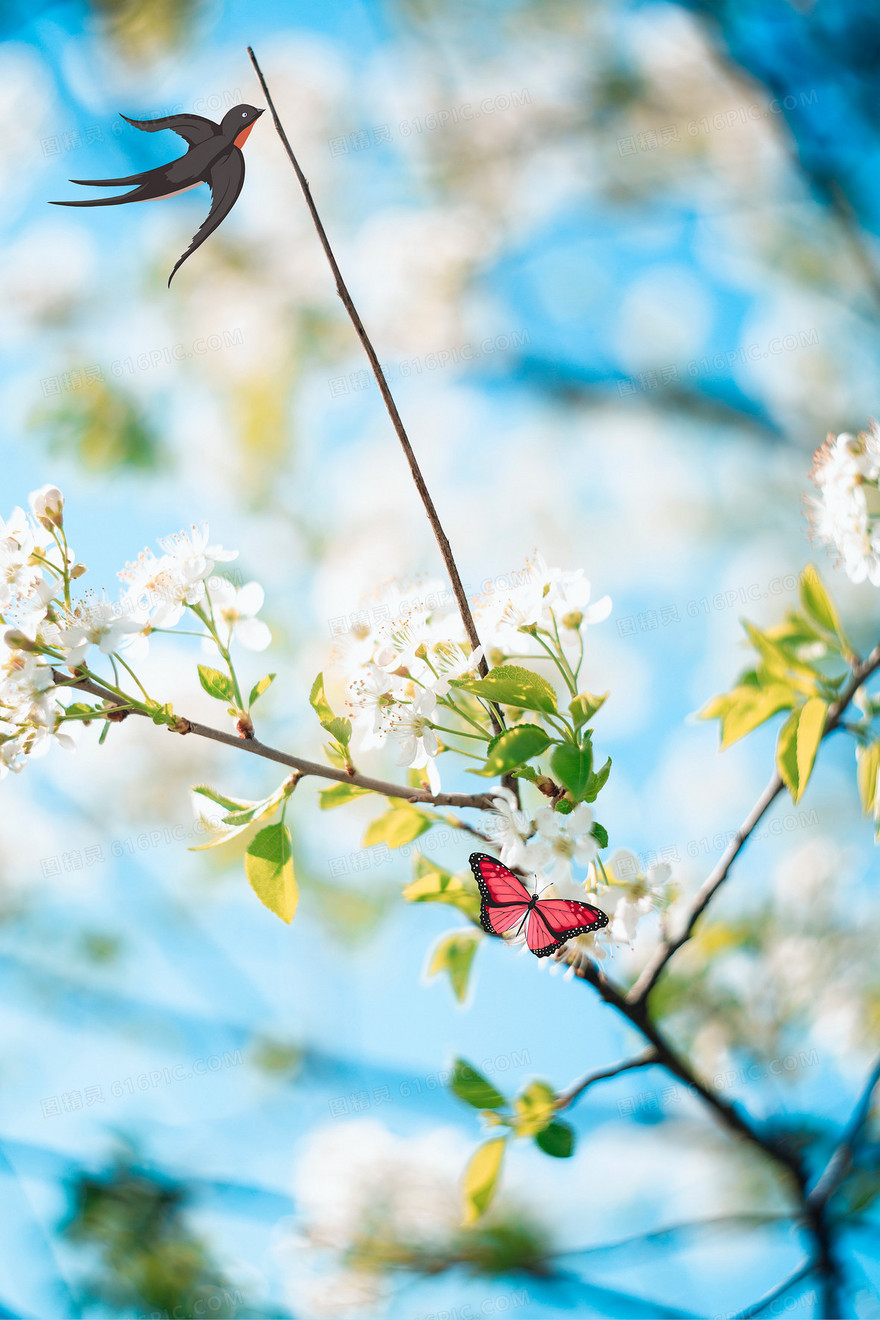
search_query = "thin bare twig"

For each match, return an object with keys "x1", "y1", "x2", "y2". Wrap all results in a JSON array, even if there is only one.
[
  {"x1": 809, "y1": 1052, "x2": 880, "y2": 1209},
  {"x1": 730, "y1": 1261, "x2": 814, "y2": 1320},
  {"x1": 628, "y1": 642, "x2": 880, "y2": 1006},
  {"x1": 246, "y1": 45, "x2": 501, "y2": 740},
  {"x1": 51, "y1": 670, "x2": 494, "y2": 811},
  {"x1": 555, "y1": 1049, "x2": 659, "y2": 1111}
]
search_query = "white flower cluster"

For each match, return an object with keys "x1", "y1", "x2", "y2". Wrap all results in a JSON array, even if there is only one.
[
  {"x1": 286, "y1": 1119, "x2": 470, "y2": 1318},
  {"x1": 340, "y1": 553, "x2": 610, "y2": 784},
  {"x1": 0, "y1": 485, "x2": 269, "y2": 778},
  {"x1": 484, "y1": 787, "x2": 670, "y2": 965},
  {"x1": 810, "y1": 426, "x2": 880, "y2": 586}
]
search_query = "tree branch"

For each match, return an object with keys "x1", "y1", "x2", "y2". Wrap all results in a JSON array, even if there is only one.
[
  {"x1": 246, "y1": 45, "x2": 501, "y2": 739},
  {"x1": 628, "y1": 642, "x2": 880, "y2": 1007},
  {"x1": 809, "y1": 1052, "x2": 880, "y2": 1210},
  {"x1": 569, "y1": 959, "x2": 808, "y2": 1195},
  {"x1": 555, "y1": 1049, "x2": 659, "y2": 1111},
  {"x1": 730, "y1": 1261, "x2": 814, "y2": 1320},
  {"x1": 51, "y1": 670, "x2": 494, "y2": 811}
]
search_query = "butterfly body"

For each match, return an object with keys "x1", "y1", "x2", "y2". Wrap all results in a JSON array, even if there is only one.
[{"x1": 469, "y1": 852, "x2": 608, "y2": 958}]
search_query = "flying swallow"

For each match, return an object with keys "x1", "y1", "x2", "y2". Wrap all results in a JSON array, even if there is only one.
[{"x1": 49, "y1": 104, "x2": 265, "y2": 285}]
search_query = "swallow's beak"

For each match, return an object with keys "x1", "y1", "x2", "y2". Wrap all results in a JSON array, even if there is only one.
[{"x1": 256, "y1": 108, "x2": 265, "y2": 118}]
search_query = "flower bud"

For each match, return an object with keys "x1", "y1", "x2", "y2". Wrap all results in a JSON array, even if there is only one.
[
  {"x1": 3, "y1": 629, "x2": 36, "y2": 652},
  {"x1": 29, "y1": 484, "x2": 64, "y2": 530},
  {"x1": 70, "y1": 563, "x2": 88, "y2": 580}
]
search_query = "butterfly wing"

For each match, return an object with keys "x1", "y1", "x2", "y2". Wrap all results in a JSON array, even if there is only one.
[
  {"x1": 526, "y1": 897, "x2": 609, "y2": 958},
  {"x1": 469, "y1": 853, "x2": 531, "y2": 937}
]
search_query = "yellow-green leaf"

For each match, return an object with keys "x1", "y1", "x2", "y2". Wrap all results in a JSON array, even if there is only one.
[
  {"x1": 857, "y1": 742, "x2": 880, "y2": 816},
  {"x1": 717, "y1": 684, "x2": 797, "y2": 748},
  {"x1": 569, "y1": 692, "x2": 608, "y2": 730},
  {"x1": 402, "y1": 857, "x2": 481, "y2": 923},
  {"x1": 427, "y1": 929, "x2": 482, "y2": 1001},
  {"x1": 197, "y1": 665, "x2": 235, "y2": 704},
  {"x1": 799, "y1": 564, "x2": 852, "y2": 655},
  {"x1": 364, "y1": 800, "x2": 434, "y2": 848},
  {"x1": 777, "y1": 699, "x2": 828, "y2": 803},
  {"x1": 462, "y1": 1137, "x2": 506, "y2": 1224},
  {"x1": 248, "y1": 673, "x2": 275, "y2": 708},
  {"x1": 245, "y1": 823, "x2": 298, "y2": 923},
  {"x1": 512, "y1": 1080, "x2": 557, "y2": 1137},
  {"x1": 309, "y1": 672, "x2": 334, "y2": 724},
  {"x1": 795, "y1": 697, "x2": 828, "y2": 800},
  {"x1": 319, "y1": 781, "x2": 371, "y2": 809},
  {"x1": 776, "y1": 708, "x2": 800, "y2": 800}
]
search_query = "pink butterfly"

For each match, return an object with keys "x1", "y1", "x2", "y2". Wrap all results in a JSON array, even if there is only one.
[{"x1": 469, "y1": 852, "x2": 608, "y2": 958}]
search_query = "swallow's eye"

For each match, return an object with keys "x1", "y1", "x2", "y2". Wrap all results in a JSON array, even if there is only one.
[{"x1": 242, "y1": 111, "x2": 248, "y2": 118}]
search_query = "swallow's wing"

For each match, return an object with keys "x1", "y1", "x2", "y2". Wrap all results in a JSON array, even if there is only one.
[
  {"x1": 120, "y1": 112, "x2": 219, "y2": 146},
  {"x1": 167, "y1": 147, "x2": 245, "y2": 285}
]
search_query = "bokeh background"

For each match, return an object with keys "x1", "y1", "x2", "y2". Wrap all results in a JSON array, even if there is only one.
[{"x1": 3, "y1": 0, "x2": 880, "y2": 1315}]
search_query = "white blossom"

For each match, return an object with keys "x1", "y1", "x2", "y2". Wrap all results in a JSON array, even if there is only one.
[
  {"x1": 57, "y1": 594, "x2": 142, "y2": 667},
  {"x1": 389, "y1": 687, "x2": 438, "y2": 768},
  {"x1": 28, "y1": 484, "x2": 64, "y2": 530},
  {"x1": 345, "y1": 662, "x2": 400, "y2": 747},
  {"x1": 208, "y1": 579, "x2": 271, "y2": 651},
  {"x1": 599, "y1": 850, "x2": 671, "y2": 944},
  {"x1": 524, "y1": 802, "x2": 599, "y2": 885},
  {"x1": 482, "y1": 786, "x2": 531, "y2": 868},
  {"x1": 810, "y1": 427, "x2": 880, "y2": 586}
]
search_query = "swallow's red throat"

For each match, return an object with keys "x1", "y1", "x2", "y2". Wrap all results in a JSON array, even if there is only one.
[{"x1": 234, "y1": 123, "x2": 255, "y2": 149}]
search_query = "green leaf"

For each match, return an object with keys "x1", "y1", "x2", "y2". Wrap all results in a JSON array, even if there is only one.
[
  {"x1": 454, "y1": 663, "x2": 558, "y2": 715},
  {"x1": 309, "y1": 672, "x2": 334, "y2": 724},
  {"x1": 591, "y1": 821, "x2": 608, "y2": 849},
  {"x1": 585, "y1": 756, "x2": 612, "y2": 803},
  {"x1": 450, "y1": 1058, "x2": 507, "y2": 1110},
  {"x1": 364, "y1": 800, "x2": 434, "y2": 848},
  {"x1": 248, "y1": 673, "x2": 275, "y2": 708},
  {"x1": 776, "y1": 698, "x2": 828, "y2": 803},
  {"x1": 198, "y1": 665, "x2": 235, "y2": 704},
  {"x1": 512, "y1": 1080, "x2": 557, "y2": 1137},
  {"x1": 462, "y1": 1137, "x2": 506, "y2": 1224},
  {"x1": 323, "y1": 742, "x2": 348, "y2": 768},
  {"x1": 468, "y1": 724, "x2": 550, "y2": 777},
  {"x1": 192, "y1": 784, "x2": 260, "y2": 813},
  {"x1": 402, "y1": 857, "x2": 481, "y2": 922},
  {"x1": 535, "y1": 1120, "x2": 575, "y2": 1158},
  {"x1": 857, "y1": 742, "x2": 880, "y2": 816},
  {"x1": 324, "y1": 716, "x2": 352, "y2": 746},
  {"x1": 310, "y1": 673, "x2": 351, "y2": 751},
  {"x1": 318, "y1": 782, "x2": 371, "y2": 809},
  {"x1": 799, "y1": 565, "x2": 852, "y2": 654},
  {"x1": 245, "y1": 823, "x2": 298, "y2": 923},
  {"x1": 427, "y1": 929, "x2": 482, "y2": 1001},
  {"x1": 776, "y1": 709, "x2": 800, "y2": 800},
  {"x1": 569, "y1": 692, "x2": 608, "y2": 730},
  {"x1": 551, "y1": 742, "x2": 593, "y2": 800},
  {"x1": 190, "y1": 782, "x2": 288, "y2": 851},
  {"x1": 64, "y1": 702, "x2": 99, "y2": 720}
]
